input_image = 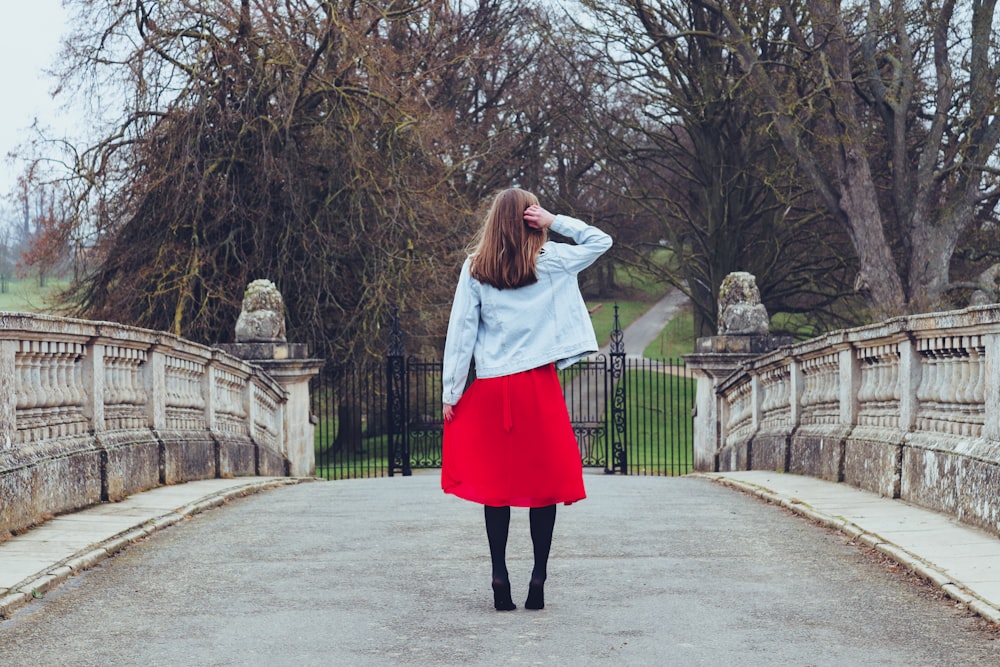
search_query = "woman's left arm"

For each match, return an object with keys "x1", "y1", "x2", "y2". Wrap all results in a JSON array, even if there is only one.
[{"x1": 549, "y1": 215, "x2": 613, "y2": 273}]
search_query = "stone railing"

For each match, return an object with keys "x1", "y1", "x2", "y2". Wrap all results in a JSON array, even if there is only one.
[
  {"x1": 695, "y1": 305, "x2": 1000, "y2": 537},
  {"x1": 0, "y1": 312, "x2": 317, "y2": 538}
]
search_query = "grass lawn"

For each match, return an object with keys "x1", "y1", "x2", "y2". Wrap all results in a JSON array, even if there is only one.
[
  {"x1": 588, "y1": 300, "x2": 651, "y2": 347},
  {"x1": 620, "y1": 366, "x2": 695, "y2": 476},
  {"x1": 643, "y1": 301, "x2": 696, "y2": 359},
  {"x1": 313, "y1": 415, "x2": 392, "y2": 479},
  {"x1": 0, "y1": 278, "x2": 71, "y2": 313}
]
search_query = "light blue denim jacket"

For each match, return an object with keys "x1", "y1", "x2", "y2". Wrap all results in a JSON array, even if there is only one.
[{"x1": 441, "y1": 215, "x2": 613, "y2": 405}]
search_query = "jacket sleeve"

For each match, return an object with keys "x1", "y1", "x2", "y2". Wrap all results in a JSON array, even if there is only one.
[
  {"x1": 548, "y1": 215, "x2": 613, "y2": 274},
  {"x1": 441, "y1": 258, "x2": 481, "y2": 405}
]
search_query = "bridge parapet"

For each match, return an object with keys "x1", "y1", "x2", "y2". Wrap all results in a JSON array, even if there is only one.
[
  {"x1": 0, "y1": 312, "x2": 307, "y2": 538},
  {"x1": 696, "y1": 305, "x2": 1000, "y2": 537}
]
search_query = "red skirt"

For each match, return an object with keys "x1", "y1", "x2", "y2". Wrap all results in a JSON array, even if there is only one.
[{"x1": 441, "y1": 364, "x2": 586, "y2": 508}]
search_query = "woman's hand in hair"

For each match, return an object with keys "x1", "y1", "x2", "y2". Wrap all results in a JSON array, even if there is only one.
[{"x1": 523, "y1": 205, "x2": 554, "y2": 230}]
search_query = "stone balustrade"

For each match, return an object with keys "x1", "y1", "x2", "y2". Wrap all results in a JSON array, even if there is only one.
[
  {"x1": 0, "y1": 312, "x2": 315, "y2": 538},
  {"x1": 695, "y1": 305, "x2": 1000, "y2": 537}
]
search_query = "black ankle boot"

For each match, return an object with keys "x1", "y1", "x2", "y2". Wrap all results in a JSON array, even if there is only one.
[
  {"x1": 524, "y1": 579, "x2": 545, "y2": 610},
  {"x1": 492, "y1": 578, "x2": 516, "y2": 611}
]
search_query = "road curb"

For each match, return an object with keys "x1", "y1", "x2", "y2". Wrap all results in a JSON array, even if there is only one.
[
  {"x1": 699, "y1": 473, "x2": 1000, "y2": 625},
  {"x1": 0, "y1": 477, "x2": 311, "y2": 620}
]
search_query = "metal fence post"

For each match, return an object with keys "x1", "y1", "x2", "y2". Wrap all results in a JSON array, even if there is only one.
[
  {"x1": 609, "y1": 303, "x2": 627, "y2": 474},
  {"x1": 387, "y1": 308, "x2": 411, "y2": 476}
]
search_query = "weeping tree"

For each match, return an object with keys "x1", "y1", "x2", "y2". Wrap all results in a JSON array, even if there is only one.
[
  {"x1": 18, "y1": 0, "x2": 596, "y2": 455},
  {"x1": 26, "y1": 0, "x2": 565, "y2": 363}
]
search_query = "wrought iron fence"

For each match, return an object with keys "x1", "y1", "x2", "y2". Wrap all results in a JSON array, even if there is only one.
[{"x1": 311, "y1": 306, "x2": 694, "y2": 479}]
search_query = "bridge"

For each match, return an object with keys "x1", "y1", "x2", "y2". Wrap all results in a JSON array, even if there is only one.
[{"x1": 3, "y1": 301, "x2": 1000, "y2": 655}]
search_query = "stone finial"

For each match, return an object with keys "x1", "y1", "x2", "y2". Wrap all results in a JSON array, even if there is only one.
[
  {"x1": 234, "y1": 279, "x2": 287, "y2": 343},
  {"x1": 969, "y1": 263, "x2": 1000, "y2": 306},
  {"x1": 718, "y1": 271, "x2": 769, "y2": 335}
]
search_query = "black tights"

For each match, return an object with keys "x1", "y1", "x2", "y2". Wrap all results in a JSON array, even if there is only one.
[
  {"x1": 483, "y1": 505, "x2": 512, "y2": 583},
  {"x1": 483, "y1": 504, "x2": 556, "y2": 610}
]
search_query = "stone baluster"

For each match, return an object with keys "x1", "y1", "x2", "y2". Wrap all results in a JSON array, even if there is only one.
[
  {"x1": 105, "y1": 347, "x2": 121, "y2": 408},
  {"x1": 760, "y1": 365, "x2": 791, "y2": 428},
  {"x1": 28, "y1": 344, "x2": 42, "y2": 411},
  {"x1": 53, "y1": 344, "x2": 69, "y2": 437},
  {"x1": 800, "y1": 358, "x2": 818, "y2": 416},
  {"x1": 937, "y1": 342, "x2": 955, "y2": 410},
  {"x1": 916, "y1": 342, "x2": 936, "y2": 432},
  {"x1": 961, "y1": 337, "x2": 985, "y2": 437},
  {"x1": 47, "y1": 343, "x2": 62, "y2": 410},
  {"x1": 953, "y1": 342, "x2": 970, "y2": 435},
  {"x1": 858, "y1": 354, "x2": 872, "y2": 413},
  {"x1": 971, "y1": 343, "x2": 985, "y2": 406},
  {"x1": 960, "y1": 338, "x2": 978, "y2": 406},
  {"x1": 726, "y1": 379, "x2": 754, "y2": 445},
  {"x1": 71, "y1": 343, "x2": 87, "y2": 409},
  {"x1": 15, "y1": 342, "x2": 33, "y2": 413},
  {"x1": 65, "y1": 343, "x2": 86, "y2": 436},
  {"x1": 760, "y1": 368, "x2": 775, "y2": 420},
  {"x1": 800, "y1": 353, "x2": 841, "y2": 425},
  {"x1": 252, "y1": 382, "x2": 281, "y2": 448},
  {"x1": 133, "y1": 352, "x2": 148, "y2": 407}
]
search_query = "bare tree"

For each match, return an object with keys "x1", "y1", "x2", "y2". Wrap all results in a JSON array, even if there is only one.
[
  {"x1": 567, "y1": 0, "x2": 861, "y2": 335},
  {"x1": 695, "y1": 0, "x2": 1000, "y2": 317}
]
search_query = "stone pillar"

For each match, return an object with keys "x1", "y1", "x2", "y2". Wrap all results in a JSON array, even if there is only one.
[
  {"x1": 682, "y1": 272, "x2": 791, "y2": 471},
  {"x1": 684, "y1": 354, "x2": 746, "y2": 471},
  {"x1": 241, "y1": 353, "x2": 323, "y2": 477},
  {"x1": 218, "y1": 280, "x2": 322, "y2": 477}
]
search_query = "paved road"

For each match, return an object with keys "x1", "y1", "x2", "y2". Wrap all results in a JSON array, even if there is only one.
[
  {"x1": 1, "y1": 473, "x2": 997, "y2": 666},
  {"x1": 599, "y1": 288, "x2": 690, "y2": 357}
]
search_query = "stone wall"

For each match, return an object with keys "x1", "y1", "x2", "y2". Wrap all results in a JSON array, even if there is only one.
[
  {"x1": 0, "y1": 312, "x2": 294, "y2": 538},
  {"x1": 703, "y1": 304, "x2": 1000, "y2": 537}
]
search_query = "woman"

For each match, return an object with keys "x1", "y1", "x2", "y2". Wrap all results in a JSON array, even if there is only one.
[{"x1": 441, "y1": 187, "x2": 612, "y2": 611}]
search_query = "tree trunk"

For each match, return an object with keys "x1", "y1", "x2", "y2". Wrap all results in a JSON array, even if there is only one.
[
  {"x1": 837, "y1": 153, "x2": 907, "y2": 318},
  {"x1": 906, "y1": 206, "x2": 971, "y2": 312},
  {"x1": 329, "y1": 400, "x2": 363, "y2": 454}
]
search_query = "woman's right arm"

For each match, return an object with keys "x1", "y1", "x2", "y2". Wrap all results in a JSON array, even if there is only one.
[{"x1": 441, "y1": 258, "x2": 480, "y2": 407}]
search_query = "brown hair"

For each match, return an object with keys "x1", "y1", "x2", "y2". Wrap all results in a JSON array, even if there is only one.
[{"x1": 469, "y1": 188, "x2": 547, "y2": 289}]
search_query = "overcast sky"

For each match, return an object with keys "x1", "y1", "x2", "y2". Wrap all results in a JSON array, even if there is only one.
[{"x1": 0, "y1": 0, "x2": 69, "y2": 204}]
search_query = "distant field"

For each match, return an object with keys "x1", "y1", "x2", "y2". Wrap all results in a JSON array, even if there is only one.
[{"x1": 0, "y1": 278, "x2": 71, "y2": 314}]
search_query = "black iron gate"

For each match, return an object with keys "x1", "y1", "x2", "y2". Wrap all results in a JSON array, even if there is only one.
[{"x1": 312, "y1": 306, "x2": 693, "y2": 480}]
